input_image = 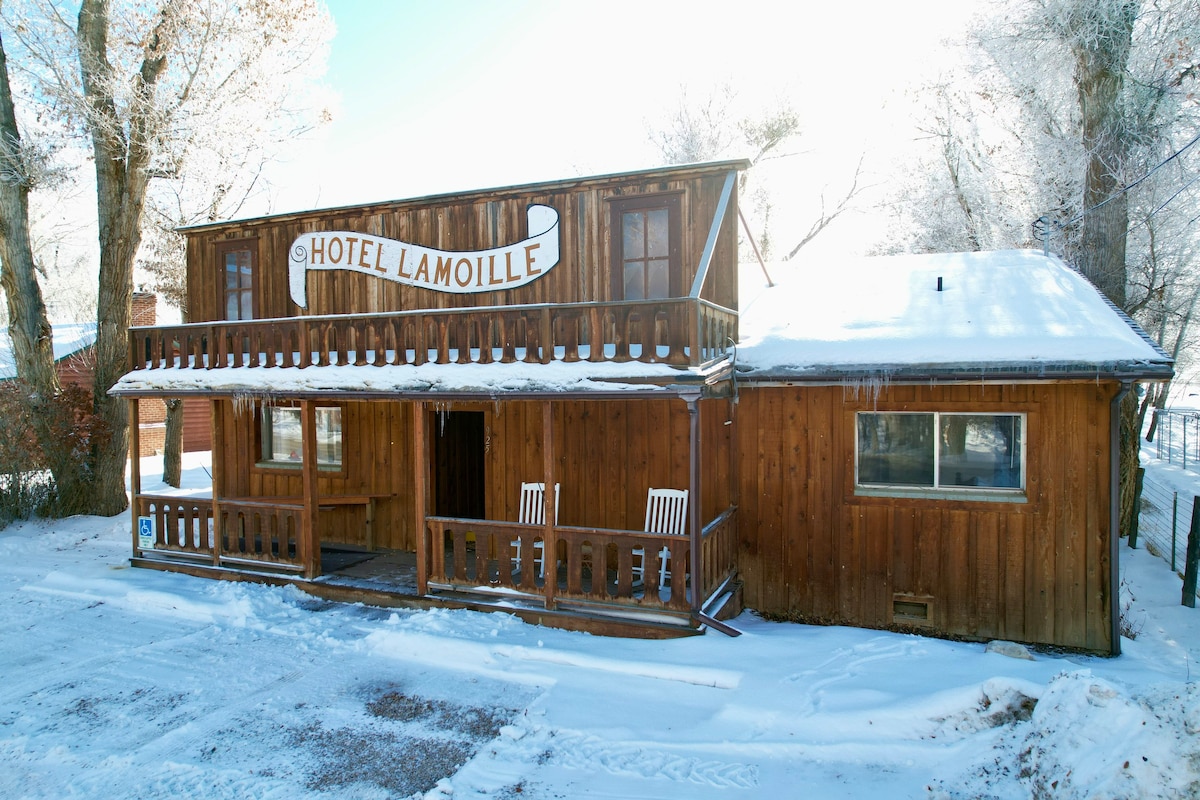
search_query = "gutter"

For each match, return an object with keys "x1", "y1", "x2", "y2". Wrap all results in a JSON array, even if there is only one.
[
  {"x1": 1110, "y1": 380, "x2": 1133, "y2": 657},
  {"x1": 738, "y1": 366, "x2": 1173, "y2": 387}
]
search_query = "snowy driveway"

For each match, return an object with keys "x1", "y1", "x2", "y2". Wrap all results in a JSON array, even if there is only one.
[{"x1": 2, "y1": 513, "x2": 1199, "y2": 799}]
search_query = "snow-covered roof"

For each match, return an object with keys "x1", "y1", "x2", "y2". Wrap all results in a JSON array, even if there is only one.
[
  {"x1": 735, "y1": 250, "x2": 1172, "y2": 382},
  {"x1": 112, "y1": 358, "x2": 696, "y2": 399},
  {"x1": 0, "y1": 322, "x2": 97, "y2": 381},
  {"x1": 111, "y1": 250, "x2": 1170, "y2": 399}
]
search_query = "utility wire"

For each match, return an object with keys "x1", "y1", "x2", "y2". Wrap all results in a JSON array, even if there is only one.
[{"x1": 1062, "y1": 129, "x2": 1200, "y2": 228}]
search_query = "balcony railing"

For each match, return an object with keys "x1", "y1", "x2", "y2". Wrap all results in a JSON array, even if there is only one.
[{"x1": 128, "y1": 298, "x2": 736, "y2": 375}]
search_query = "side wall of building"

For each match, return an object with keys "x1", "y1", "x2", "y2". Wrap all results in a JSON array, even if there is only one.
[{"x1": 735, "y1": 381, "x2": 1116, "y2": 651}]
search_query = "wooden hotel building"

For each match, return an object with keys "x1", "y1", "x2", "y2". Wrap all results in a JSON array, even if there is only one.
[{"x1": 113, "y1": 160, "x2": 1171, "y2": 653}]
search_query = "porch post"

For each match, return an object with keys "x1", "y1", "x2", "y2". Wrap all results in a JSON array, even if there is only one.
[
  {"x1": 685, "y1": 391, "x2": 702, "y2": 612},
  {"x1": 542, "y1": 400, "x2": 557, "y2": 610},
  {"x1": 300, "y1": 400, "x2": 321, "y2": 578},
  {"x1": 210, "y1": 400, "x2": 222, "y2": 566},
  {"x1": 129, "y1": 399, "x2": 142, "y2": 554},
  {"x1": 414, "y1": 402, "x2": 428, "y2": 595}
]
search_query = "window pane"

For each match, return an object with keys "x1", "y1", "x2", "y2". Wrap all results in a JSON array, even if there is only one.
[
  {"x1": 263, "y1": 407, "x2": 342, "y2": 466},
  {"x1": 622, "y1": 212, "x2": 645, "y2": 258},
  {"x1": 858, "y1": 413, "x2": 935, "y2": 486},
  {"x1": 939, "y1": 415, "x2": 1022, "y2": 489},
  {"x1": 267, "y1": 408, "x2": 303, "y2": 462},
  {"x1": 316, "y1": 408, "x2": 342, "y2": 465},
  {"x1": 646, "y1": 208, "x2": 669, "y2": 256},
  {"x1": 647, "y1": 259, "x2": 669, "y2": 299},
  {"x1": 624, "y1": 262, "x2": 645, "y2": 300},
  {"x1": 224, "y1": 250, "x2": 253, "y2": 320}
]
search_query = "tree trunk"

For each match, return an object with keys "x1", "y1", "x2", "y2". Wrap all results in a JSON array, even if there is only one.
[
  {"x1": 1119, "y1": 390, "x2": 1141, "y2": 537},
  {"x1": 163, "y1": 398, "x2": 183, "y2": 487},
  {"x1": 1069, "y1": 1, "x2": 1136, "y2": 307},
  {"x1": 1061, "y1": 2, "x2": 1140, "y2": 537},
  {"x1": 0, "y1": 33, "x2": 90, "y2": 512},
  {"x1": 77, "y1": 0, "x2": 174, "y2": 516}
]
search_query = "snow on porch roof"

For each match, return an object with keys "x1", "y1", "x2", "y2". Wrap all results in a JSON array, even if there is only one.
[
  {"x1": 734, "y1": 249, "x2": 1173, "y2": 382},
  {"x1": 111, "y1": 357, "x2": 693, "y2": 399}
]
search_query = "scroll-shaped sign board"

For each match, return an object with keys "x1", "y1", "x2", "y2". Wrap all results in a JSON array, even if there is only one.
[{"x1": 288, "y1": 204, "x2": 560, "y2": 307}]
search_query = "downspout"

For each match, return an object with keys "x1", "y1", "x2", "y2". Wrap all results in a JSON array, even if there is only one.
[
  {"x1": 685, "y1": 392, "x2": 702, "y2": 616},
  {"x1": 1110, "y1": 380, "x2": 1133, "y2": 656}
]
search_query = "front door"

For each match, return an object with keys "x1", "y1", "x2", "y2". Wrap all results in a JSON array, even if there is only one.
[{"x1": 432, "y1": 411, "x2": 485, "y2": 519}]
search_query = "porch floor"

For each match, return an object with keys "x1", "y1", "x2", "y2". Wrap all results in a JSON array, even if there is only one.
[
  {"x1": 315, "y1": 547, "x2": 421, "y2": 595},
  {"x1": 134, "y1": 546, "x2": 727, "y2": 638}
]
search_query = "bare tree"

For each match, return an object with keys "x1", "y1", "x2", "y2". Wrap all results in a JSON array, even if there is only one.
[
  {"x1": 0, "y1": 31, "x2": 92, "y2": 512},
  {"x1": 1, "y1": 0, "x2": 332, "y2": 511},
  {"x1": 884, "y1": 0, "x2": 1200, "y2": 535},
  {"x1": 648, "y1": 84, "x2": 863, "y2": 261}
]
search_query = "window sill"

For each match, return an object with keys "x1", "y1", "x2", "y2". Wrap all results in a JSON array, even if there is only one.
[
  {"x1": 255, "y1": 461, "x2": 344, "y2": 475},
  {"x1": 854, "y1": 485, "x2": 1027, "y2": 504}
]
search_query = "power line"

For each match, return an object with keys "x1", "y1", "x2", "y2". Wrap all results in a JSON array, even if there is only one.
[{"x1": 1061, "y1": 129, "x2": 1200, "y2": 228}]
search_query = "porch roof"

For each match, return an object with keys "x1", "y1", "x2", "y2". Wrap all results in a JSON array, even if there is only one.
[
  {"x1": 110, "y1": 356, "x2": 728, "y2": 401},
  {"x1": 734, "y1": 249, "x2": 1173, "y2": 383}
]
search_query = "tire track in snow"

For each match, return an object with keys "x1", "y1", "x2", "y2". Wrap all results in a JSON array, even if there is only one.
[{"x1": 547, "y1": 729, "x2": 758, "y2": 789}]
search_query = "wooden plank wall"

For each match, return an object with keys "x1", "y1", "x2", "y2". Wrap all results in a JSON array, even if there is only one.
[
  {"x1": 185, "y1": 166, "x2": 740, "y2": 323},
  {"x1": 482, "y1": 397, "x2": 732, "y2": 531},
  {"x1": 735, "y1": 381, "x2": 1117, "y2": 651},
  {"x1": 214, "y1": 399, "x2": 415, "y2": 551},
  {"x1": 213, "y1": 395, "x2": 732, "y2": 551}
]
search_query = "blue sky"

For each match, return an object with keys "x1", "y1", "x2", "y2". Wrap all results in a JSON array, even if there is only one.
[{"x1": 261, "y1": 0, "x2": 982, "y2": 250}]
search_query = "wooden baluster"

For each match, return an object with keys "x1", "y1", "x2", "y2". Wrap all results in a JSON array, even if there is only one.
[
  {"x1": 500, "y1": 314, "x2": 517, "y2": 363},
  {"x1": 540, "y1": 306, "x2": 553, "y2": 363},
  {"x1": 456, "y1": 316, "x2": 471, "y2": 364},
  {"x1": 614, "y1": 308, "x2": 631, "y2": 362},
  {"x1": 587, "y1": 307, "x2": 604, "y2": 362},
  {"x1": 479, "y1": 316, "x2": 495, "y2": 364},
  {"x1": 561, "y1": 309, "x2": 580, "y2": 362},
  {"x1": 336, "y1": 320, "x2": 350, "y2": 366}
]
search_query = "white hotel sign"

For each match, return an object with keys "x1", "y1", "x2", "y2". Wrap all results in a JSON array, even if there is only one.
[{"x1": 288, "y1": 204, "x2": 560, "y2": 308}]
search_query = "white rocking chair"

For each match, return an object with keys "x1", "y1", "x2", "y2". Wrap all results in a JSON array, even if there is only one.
[
  {"x1": 634, "y1": 487, "x2": 688, "y2": 585},
  {"x1": 512, "y1": 482, "x2": 559, "y2": 577}
]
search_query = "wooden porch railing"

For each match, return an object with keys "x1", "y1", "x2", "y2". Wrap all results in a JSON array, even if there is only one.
[
  {"x1": 699, "y1": 506, "x2": 738, "y2": 603},
  {"x1": 127, "y1": 298, "x2": 736, "y2": 374},
  {"x1": 135, "y1": 495, "x2": 305, "y2": 573},
  {"x1": 136, "y1": 495, "x2": 215, "y2": 558},
  {"x1": 425, "y1": 507, "x2": 737, "y2": 616}
]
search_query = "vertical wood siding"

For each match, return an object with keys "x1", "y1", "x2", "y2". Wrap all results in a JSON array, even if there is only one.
[
  {"x1": 735, "y1": 382, "x2": 1117, "y2": 651},
  {"x1": 185, "y1": 168, "x2": 739, "y2": 324},
  {"x1": 213, "y1": 395, "x2": 732, "y2": 552}
]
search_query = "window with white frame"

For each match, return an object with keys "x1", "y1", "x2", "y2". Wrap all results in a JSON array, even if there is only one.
[
  {"x1": 260, "y1": 406, "x2": 342, "y2": 467},
  {"x1": 856, "y1": 412, "x2": 1024, "y2": 496}
]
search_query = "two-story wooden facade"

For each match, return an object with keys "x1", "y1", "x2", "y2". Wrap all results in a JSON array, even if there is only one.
[{"x1": 114, "y1": 161, "x2": 1172, "y2": 653}]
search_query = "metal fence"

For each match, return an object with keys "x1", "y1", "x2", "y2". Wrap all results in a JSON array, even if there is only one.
[
  {"x1": 1151, "y1": 409, "x2": 1200, "y2": 469},
  {"x1": 1136, "y1": 473, "x2": 1190, "y2": 574}
]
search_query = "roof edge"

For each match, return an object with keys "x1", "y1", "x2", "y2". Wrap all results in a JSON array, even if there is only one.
[{"x1": 177, "y1": 159, "x2": 753, "y2": 233}]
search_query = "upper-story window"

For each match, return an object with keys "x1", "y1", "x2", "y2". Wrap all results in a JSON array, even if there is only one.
[
  {"x1": 610, "y1": 194, "x2": 681, "y2": 300},
  {"x1": 219, "y1": 241, "x2": 256, "y2": 321}
]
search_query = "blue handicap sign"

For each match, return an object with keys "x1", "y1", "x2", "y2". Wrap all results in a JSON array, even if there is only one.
[{"x1": 137, "y1": 516, "x2": 155, "y2": 549}]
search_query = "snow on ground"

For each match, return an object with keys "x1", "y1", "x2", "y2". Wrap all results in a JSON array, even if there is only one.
[{"x1": 2, "y1": 453, "x2": 1200, "y2": 799}]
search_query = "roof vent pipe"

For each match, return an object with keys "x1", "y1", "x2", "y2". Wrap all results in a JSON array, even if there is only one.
[{"x1": 937, "y1": 276, "x2": 943, "y2": 292}]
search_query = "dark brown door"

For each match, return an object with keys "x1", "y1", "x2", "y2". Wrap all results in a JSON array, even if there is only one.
[{"x1": 432, "y1": 411, "x2": 486, "y2": 519}]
